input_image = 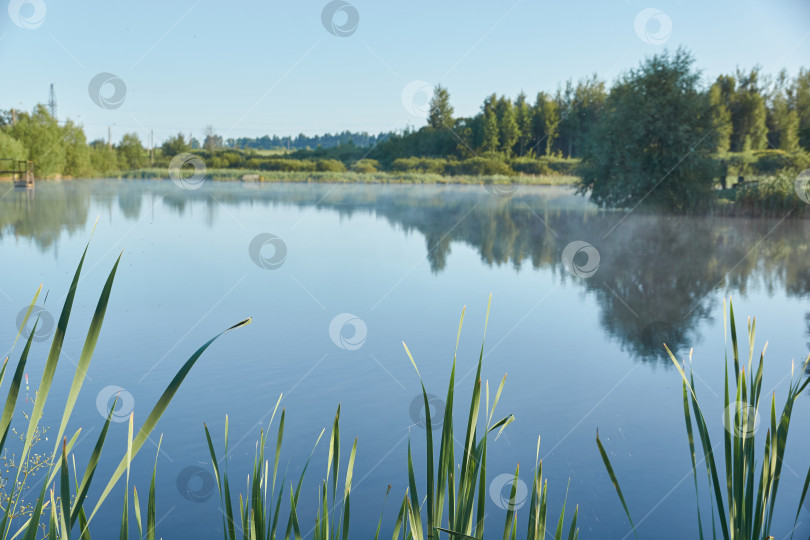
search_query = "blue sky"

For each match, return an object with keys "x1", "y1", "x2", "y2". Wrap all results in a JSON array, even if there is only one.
[{"x1": 1, "y1": 0, "x2": 808, "y2": 145}]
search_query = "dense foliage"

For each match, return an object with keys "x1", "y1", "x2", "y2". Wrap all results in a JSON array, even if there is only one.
[{"x1": 579, "y1": 49, "x2": 718, "y2": 211}]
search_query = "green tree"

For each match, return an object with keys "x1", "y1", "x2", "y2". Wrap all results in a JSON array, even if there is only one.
[
  {"x1": 162, "y1": 132, "x2": 191, "y2": 156},
  {"x1": 767, "y1": 71, "x2": 800, "y2": 152},
  {"x1": 581, "y1": 48, "x2": 718, "y2": 212},
  {"x1": 481, "y1": 95, "x2": 499, "y2": 153},
  {"x1": 203, "y1": 125, "x2": 223, "y2": 151},
  {"x1": 62, "y1": 120, "x2": 91, "y2": 177},
  {"x1": 9, "y1": 104, "x2": 66, "y2": 177},
  {"x1": 532, "y1": 92, "x2": 560, "y2": 156},
  {"x1": 709, "y1": 81, "x2": 732, "y2": 153},
  {"x1": 555, "y1": 76, "x2": 606, "y2": 157},
  {"x1": 89, "y1": 140, "x2": 119, "y2": 175},
  {"x1": 729, "y1": 68, "x2": 768, "y2": 151},
  {"x1": 514, "y1": 92, "x2": 533, "y2": 156},
  {"x1": 117, "y1": 132, "x2": 146, "y2": 170},
  {"x1": 495, "y1": 96, "x2": 519, "y2": 156},
  {"x1": 0, "y1": 130, "x2": 26, "y2": 163},
  {"x1": 428, "y1": 85, "x2": 454, "y2": 130},
  {"x1": 795, "y1": 68, "x2": 810, "y2": 150}
]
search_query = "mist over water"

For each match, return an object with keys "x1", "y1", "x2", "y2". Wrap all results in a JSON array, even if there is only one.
[{"x1": 1, "y1": 179, "x2": 808, "y2": 538}]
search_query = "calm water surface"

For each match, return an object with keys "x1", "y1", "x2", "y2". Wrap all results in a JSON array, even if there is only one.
[{"x1": 1, "y1": 179, "x2": 809, "y2": 538}]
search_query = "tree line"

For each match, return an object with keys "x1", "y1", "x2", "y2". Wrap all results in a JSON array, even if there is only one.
[
  {"x1": 0, "y1": 106, "x2": 153, "y2": 178},
  {"x1": 229, "y1": 131, "x2": 389, "y2": 151},
  {"x1": 1, "y1": 48, "x2": 808, "y2": 212},
  {"x1": 371, "y1": 59, "x2": 810, "y2": 162}
]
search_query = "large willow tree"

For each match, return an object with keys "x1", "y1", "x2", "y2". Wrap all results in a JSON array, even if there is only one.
[{"x1": 580, "y1": 48, "x2": 719, "y2": 212}]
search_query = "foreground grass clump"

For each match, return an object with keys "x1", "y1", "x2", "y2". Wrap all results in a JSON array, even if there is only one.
[
  {"x1": 598, "y1": 299, "x2": 810, "y2": 539},
  {"x1": 204, "y1": 297, "x2": 579, "y2": 539},
  {"x1": 1, "y1": 236, "x2": 249, "y2": 538},
  {"x1": 400, "y1": 298, "x2": 578, "y2": 539}
]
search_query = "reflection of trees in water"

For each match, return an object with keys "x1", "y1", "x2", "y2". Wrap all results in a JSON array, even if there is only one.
[
  {"x1": 117, "y1": 185, "x2": 143, "y2": 219},
  {"x1": 0, "y1": 182, "x2": 91, "y2": 251},
  {"x1": 153, "y1": 182, "x2": 810, "y2": 363},
  {"x1": 4, "y1": 180, "x2": 808, "y2": 363}
]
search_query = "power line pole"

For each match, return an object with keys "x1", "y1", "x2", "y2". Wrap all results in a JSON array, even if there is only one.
[
  {"x1": 48, "y1": 83, "x2": 57, "y2": 118},
  {"x1": 150, "y1": 129, "x2": 154, "y2": 165},
  {"x1": 108, "y1": 126, "x2": 112, "y2": 150}
]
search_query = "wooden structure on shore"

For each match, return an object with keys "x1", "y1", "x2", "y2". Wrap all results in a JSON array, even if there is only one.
[{"x1": 0, "y1": 159, "x2": 34, "y2": 187}]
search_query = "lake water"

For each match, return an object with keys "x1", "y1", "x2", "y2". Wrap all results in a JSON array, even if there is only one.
[{"x1": 1, "y1": 179, "x2": 809, "y2": 538}]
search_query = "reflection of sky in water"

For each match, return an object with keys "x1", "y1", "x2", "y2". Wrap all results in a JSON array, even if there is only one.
[{"x1": 1, "y1": 179, "x2": 809, "y2": 539}]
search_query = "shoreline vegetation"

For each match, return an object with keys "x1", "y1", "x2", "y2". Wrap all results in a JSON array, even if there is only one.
[
  {"x1": 1, "y1": 48, "x2": 808, "y2": 217},
  {"x1": 121, "y1": 168, "x2": 580, "y2": 185}
]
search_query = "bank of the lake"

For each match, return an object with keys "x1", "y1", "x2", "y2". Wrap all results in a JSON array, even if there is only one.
[{"x1": 120, "y1": 167, "x2": 579, "y2": 186}]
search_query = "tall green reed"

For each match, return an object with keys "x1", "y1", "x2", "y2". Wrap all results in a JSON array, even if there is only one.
[
  {"x1": 598, "y1": 299, "x2": 810, "y2": 539},
  {"x1": 2, "y1": 233, "x2": 250, "y2": 538},
  {"x1": 402, "y1": 296, "x2": 578, "y2": 539},
  {"x1": 200, "y1": 296, "x2": 578, "y2": 539},
  {"x1": 204, "y1": 396, "x2": 360, "y2": 540}
]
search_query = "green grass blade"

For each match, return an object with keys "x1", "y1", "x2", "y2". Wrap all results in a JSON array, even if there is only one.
[
  {"x1": 71, "y1": 397, "x2": 116, "y2": 526},
  {"x1": 49, "y1": 489, "x2": 58, "y2": 540},
  {"x1": 7, "y1": 286, "x2": 42, "y2": 365},
  {"x1": 0, "y1": 325, "x2": 39, "y2": 536},
  {"x1": 402, "y1": 342, "x2": 436, "y2": 537},
  {"x1": 682, "y1": 376, "x2": 705, "y2": 540},
  {"x1": 791, "y1": 463, "x2": 810, "y2": 539},
  {"x1": 0, "y1": 310, "x2": 39, "y2": 456},
  {"x1": 406, "y1": 442, "x2": 424, "y2": 539},
  {"x1": 204, "y1": 422, "x2": 232, "y2": 540},
  {"x1": 554, "y1": 480, "x2": 570, "y2": 540},
  {"x1": 133, "y1": 487, "x2": 142, "y2": 539},
  {"x1": 390, "y1": 495, "x2": 409, "y2": 540},
  {"x1": 85, "y1": 317, "x2": 252, "y2": 531},
  {"x1": 52, "y1": 254, "x2": 121, "y2": 461},
  {"x1": 566, "y1": 505, "x2": 578, "y2": 540},
  {"x1": 667, "y1": 344, "x2": 731, "y2": 540},
  {"x1": 595, "y1": 429, "x2": 638, "y2": 538},
  {"x1": 502, "y1": 465, "x2": 520, "y2": 540},
  {"x1": 148, "y1": 435, "x2": 160, "y2": 540},
  {"x1": 341, "y1": 438, "x2": 357, "y2": 540},
  {"x1": 374, "y1": 486, "x2": 391, "y2": 540},
  {"x1": 21, "y1": 481, "x2": 49, "y2": 540},
  {"x1": 60, "y1": 438, "x2": 72, "y2": 540},
  {"x1": 22, "y1": 244, "x2": 90, "y2": 483}
]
